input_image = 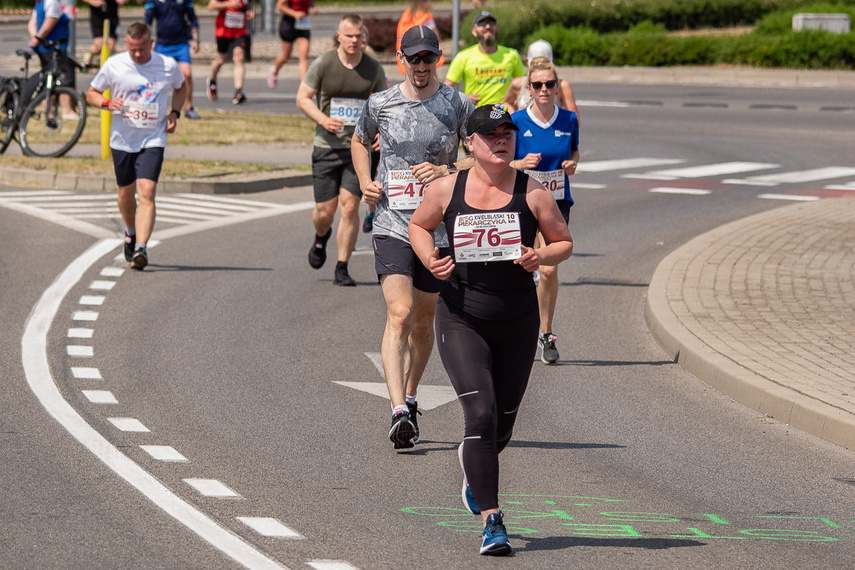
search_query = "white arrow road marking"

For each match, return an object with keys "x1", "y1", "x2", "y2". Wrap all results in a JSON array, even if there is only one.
[{"x1": 332, "y1": 353, "x2": 459, "y2": 411}]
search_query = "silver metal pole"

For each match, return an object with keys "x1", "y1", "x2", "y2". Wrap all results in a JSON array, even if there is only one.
[{"x1": 452, "y1": 0, "x2": 460, "y2": 58}]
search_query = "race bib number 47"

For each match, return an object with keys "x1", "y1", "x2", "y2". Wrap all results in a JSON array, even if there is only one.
[
  {"x1": 453, "y1": 212, "x2": 522, "y2": 263},
  {"x1": 387, "y1": 170, "x2": 425, "y2": 210},
  {"x1": 525, "y1": 169, "x2": 565, "y2": 200}
]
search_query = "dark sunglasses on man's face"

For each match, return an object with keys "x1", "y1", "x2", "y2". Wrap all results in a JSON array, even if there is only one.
[
  {"x1": 529, "y1": 80, "x2": 557, "y2": 90},
  {"x1": 404, "y1": 52, "x2": 439, "y2": 65}
]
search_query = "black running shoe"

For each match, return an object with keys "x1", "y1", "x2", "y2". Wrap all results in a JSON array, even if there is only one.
[
  {"x1": 232, "y1": 89, "x2": 247, "y2": 105},
  {"x1": 333, "y1": 264, "x2": 356, "y2": 286},
  {"x1": 389, "y1": 409, "x2": 416, "y2": 450},
  {"x1": 308, "y1": 229, "x2": 331, "y2": 269},
  {"x1": 407, "y1": 401, "x2": 421, "y2": 443},
  {"x1": 131, "y1": 249, "x2": 148, "y2": 271},
  {"x1": 123, "y1": 232, "x2": 135, "y2": 262},
  {"x1": 206, "y1": 77, "x2": 217, "y2": 101},
  {"x1": 538, "y1": 332, "x2": 559, "y2": 364}
]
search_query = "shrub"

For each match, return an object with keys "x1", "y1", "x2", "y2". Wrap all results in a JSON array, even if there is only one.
[{"x1": 364, "y1": 17, "x2": 397, "y2": 53}]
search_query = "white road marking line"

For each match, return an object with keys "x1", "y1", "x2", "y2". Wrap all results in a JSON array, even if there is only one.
[
  {"x1": 89, "y1": 280, "x2": 116, "y2": 291},
  {"x1": 650, "y1": 187, "x2": 712, "y2": 195},
  {"x1": 156, "y1": 215, "x2": 212, "y2": 224},
  {"x1": 758, "y1": 193, "x2": 820, "y2": 201},
  {"x1": 140, "y1": 445, "x2": 189, "y2": 462},
  {"x1": 237, "y1": 517, "x2": 304, "y2": 539},
  {"x1": 158, "y1": 196, "x2": 259, "y2": 212},
  {"x1": 0, "y1": 200, "x2": 114, "y2": 238},
  {"x1": 80, "y1": 295, "x2": 106, "y2": 306},
  {"x1": 724, "y1": 166, "x2": 855, "y2": 187},
  {"x1": 72, "y1": 310, "x2": 99, "y2": 321},
  {"x1": 71, "y1": 367, "x2": 101, "y2": 379},
  {"x1": 157, "y1": 201, "x2": 254, "y2": 216},
  {"x1": 151, "y1": 209, "x2": 220, "y2": 220},
  {"x1": 184, "y1": 479, "x2": 241, "y2": 498},
  {"x1": 68, "y1": 328, "x2": 94, "y2": 338},
  {"x1": 156, "y1": 201, "x2": 316, "y2": 241},
  {"x1": 1, "y1": 194, "x2": 111, "y2": 202},
  {"x1": 307, "y1": 561, "x2": 359, "y2": 570},
  {"x1": 577, "y1": 158, "x2": 683, "y2": 173},
  {"x1": 624, "y1": 161, "x2": 778, "y2": 180},
  {"x1": 67, "y1": 345, "x2": 93, "y2": 357},
  {"x1": 82, "y1": 390, "x2": 118, "y2": 404},
  {"x1": 100, "y1": 267, "x2": 125, "y2": 277},
  {"x1": 572, "y1": 183, "x2": 607, "y2": 189},
  {"x1": 108, "y1": 417, "x2": 150, "y2": 432},
  {"x1": 824, "y1": 181, "x2": 855, "y2": 191},
  {"x1": 576, "y1": 99, "x2": 632, "y2": 108},
  {"x1": 22, "y1": 238, "x2": 289, "y2": 570},
  {"x1": 176, "y1": 193, "x2": 287, "y2": 208}
]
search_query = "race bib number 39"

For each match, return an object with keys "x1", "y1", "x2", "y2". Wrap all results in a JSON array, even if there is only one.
[
  {"x1": 525, "y1": 169, "x2": 565, "y2": 200},
  {"x1": 329, "y1": 97, "x2": 365, "y2": 127},
  {"x1": 387, "y1": 170, "x2": 425, "y2": 210},
  {"x1": 453, "y1": 212, "x2": 522, "y2": 263},
  {"x1": 123, "y1": 101, "x2": 158, "y2": 129}
]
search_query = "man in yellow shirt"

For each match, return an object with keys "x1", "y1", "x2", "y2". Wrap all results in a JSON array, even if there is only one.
[{"x1": 443, "y1": 11, "x2": 525, "y2": 107}]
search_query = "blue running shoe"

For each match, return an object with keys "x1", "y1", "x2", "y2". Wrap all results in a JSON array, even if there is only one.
[
  {"x1": 480, "y1": 512, "x2": 512, "y2": 556},
  {"x1": 458, "y1": 442, "x2": 480, "y2": 514}
]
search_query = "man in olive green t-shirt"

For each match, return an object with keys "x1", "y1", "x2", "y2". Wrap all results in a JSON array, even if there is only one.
[
  {"x1": 443, "y1": 11, "x2": 525, "y2": 107},
  {"x1": 296, "y1": 13, "x2": 386, "y2": 286}
]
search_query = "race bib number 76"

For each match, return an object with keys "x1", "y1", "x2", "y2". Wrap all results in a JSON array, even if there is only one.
[{"x1": 453, "y1": 212, "x2": 522, "y2": 263}]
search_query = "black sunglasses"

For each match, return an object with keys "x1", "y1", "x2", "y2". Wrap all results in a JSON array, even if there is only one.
[
  {"x1": 529, "y1": 80, "x2": 557, "y2": 90},
  {"x1": 403, "y1": 52, "x2": 439, "y2": 65}
]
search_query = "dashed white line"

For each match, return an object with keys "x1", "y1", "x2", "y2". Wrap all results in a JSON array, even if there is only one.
[
  {"x1": 307, "y1": 561, "x2": 359, "y2": 570},
  {"x1": 758, "y1": 194, "x2": 820, "y2": 202},
  {"x1": 108, "y1": 417, "x2": 151, "y2": 432},
  {"x1": 184, "y1": 478, "x2": 240, "y2": 497},
  {"x1": 72, "y1": 310, "x2": 99, "y2": 321},
  {"x1": 82, "y1": 390, "x2": 118, "y2": 404},
  {"x1": 68, "y1": 328, "x2": 94, "y2": 338},
  {"x1": 650, "y1": 187, "x2": 712, "y2": 196},
  {"x1": 140, "y1": 445, "x2": 189, "y2": 462},
  {"x1": 724, "y1": 166, "x2": 855, "y2": 187},
  {"x1": 237, "y1": 517, "x2": 304, "y2": 539},
  {"x1": 71, "y1": 367, "x2": 101, "y2": 379},
  {"x1": 624, "y1": 161, "x2": 778, "y2": 180},
  {"x1": 89, "y1": 280, "x2": 116, "y2": 291},
  {"x1": 67, "y1": 345, "x2": 94, "y2": 357},
  {"x1": 79, "y1": 295, "x2": 106, "y2": 306},
  {"x1": 577, "y1": 157, "x2": 683, "y2": 173},
  {"x1": 100, "y1": 267, "x2": 125, "y2": 277}
]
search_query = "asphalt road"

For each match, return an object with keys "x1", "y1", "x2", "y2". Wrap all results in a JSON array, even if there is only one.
[{"x1": 3, "y1": 46, "x2": 855, "y2": 570}]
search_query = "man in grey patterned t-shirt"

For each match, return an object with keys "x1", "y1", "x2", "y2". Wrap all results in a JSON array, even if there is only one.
[{"x1": 353, "y1": 25, "x2": 473, "y2": 450}]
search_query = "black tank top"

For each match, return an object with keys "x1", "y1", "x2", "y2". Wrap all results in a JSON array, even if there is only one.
[{"x1": 440, "y1": 169, "x2": 538, "y2": 320}]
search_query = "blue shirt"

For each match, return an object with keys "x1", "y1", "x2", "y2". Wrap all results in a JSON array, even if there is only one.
[
  {"x1": 512, "y1": 105, "x2": 579, "y2": 206},
  {"x1": 33, "y1": 0, "x2": 70, "y2": 53},
  {"x1": 145, "y1": 0, "x2": 199, "y2": 47}
]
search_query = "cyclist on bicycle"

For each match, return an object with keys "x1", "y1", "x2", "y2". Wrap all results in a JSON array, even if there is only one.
[{"x1": 28, "y1": 0, "x2": 77, "y2": 117}]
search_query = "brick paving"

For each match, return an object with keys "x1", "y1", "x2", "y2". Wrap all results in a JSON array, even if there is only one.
[{"x1": 645, "y1": 197, "x2": 855, "y2": 450}]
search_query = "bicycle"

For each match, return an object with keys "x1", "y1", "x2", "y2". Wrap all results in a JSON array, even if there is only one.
[{"x1": 0, "y1": 39, "x2": 87, "y2": 158}]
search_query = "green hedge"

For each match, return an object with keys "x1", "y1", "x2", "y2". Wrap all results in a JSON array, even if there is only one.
[
  {"x1": 529, "y1": 22, "x2": 855, "y2": 69},
  {"x1": 472, "y1": 0, "x2": 855, "y2": 51}
]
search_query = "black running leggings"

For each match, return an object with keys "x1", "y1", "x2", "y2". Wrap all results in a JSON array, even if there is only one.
[{"x1": 435, "y1": 298, "x2": 539, "y2": 512}]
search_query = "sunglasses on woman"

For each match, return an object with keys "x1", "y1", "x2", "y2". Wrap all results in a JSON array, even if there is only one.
[
  {"x1": 529, "y1": 80, "x2": 557, "y2": 90},
  {"x1": 403, "y1": 52, "x2": 439, "y2": 65}
]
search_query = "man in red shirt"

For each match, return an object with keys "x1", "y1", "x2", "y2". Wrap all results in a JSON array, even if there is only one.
[{"x1": 206, "y1": 0, "x2": 253, "y2": 104}]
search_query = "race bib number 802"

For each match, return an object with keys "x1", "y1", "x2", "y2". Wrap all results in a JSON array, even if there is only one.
[{"x1": 453, "y1": 212, "x2": 522, "y2": 263}]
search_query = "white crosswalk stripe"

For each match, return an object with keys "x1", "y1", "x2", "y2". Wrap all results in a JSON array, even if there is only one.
[
  {"x1": 0, "y1": 191, "x2": 287, "y2": 227},
  {"x1": 623, "y1": 161, "x2": 778, "y2": 180},
  {"x1": 723, "y1": 166, "x2": 855, "y2": 187}
]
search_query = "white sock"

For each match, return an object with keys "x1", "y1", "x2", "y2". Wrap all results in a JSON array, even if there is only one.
[
  {"x1": 134, "y1": 243, "x2": 146, "y2": 252},
  {"x1": 392, "y1": 404, "x2": 408, "y2": 416},
  {"x1": 405, "y1": 394, "x2": 417, "y2": 406}
]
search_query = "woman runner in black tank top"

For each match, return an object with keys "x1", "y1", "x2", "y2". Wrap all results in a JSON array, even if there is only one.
[{"x1": 408, "y1": 104, "x2": 573, "y2": 556}]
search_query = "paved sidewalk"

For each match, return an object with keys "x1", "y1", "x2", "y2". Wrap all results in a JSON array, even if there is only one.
[{"x1": 645, "y1": 197, "x2": 855, "y2": 450}]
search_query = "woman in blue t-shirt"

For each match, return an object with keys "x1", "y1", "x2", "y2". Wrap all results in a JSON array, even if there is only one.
[{"x1": 511, "y1": 58, "x2": 580, "y2": 365}]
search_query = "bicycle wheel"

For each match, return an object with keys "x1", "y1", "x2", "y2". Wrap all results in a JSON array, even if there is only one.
[
  {"x1": 0, "y1": 81, "x2": 17, "y2": 154},
  {"x1": 19, "y1": 86, "x2": 87, "y2": 158}
]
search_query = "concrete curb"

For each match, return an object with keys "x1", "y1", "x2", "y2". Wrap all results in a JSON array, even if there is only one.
[
  {"x1": 644, "y1": 201, "x2": 855, "y2": 451},
  {"x1": 0, "y1": 165, "x2": 312, "y2": 194}
]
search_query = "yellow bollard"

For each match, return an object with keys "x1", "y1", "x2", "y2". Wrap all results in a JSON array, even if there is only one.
[{"x1": 100, "y1": 19, "x2": 111, "y2": 160}]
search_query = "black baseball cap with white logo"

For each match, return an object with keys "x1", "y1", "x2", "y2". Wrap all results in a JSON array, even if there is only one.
[{"x1": 466, "y1": 104, "x2": 519, "y2": 137}]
